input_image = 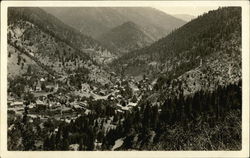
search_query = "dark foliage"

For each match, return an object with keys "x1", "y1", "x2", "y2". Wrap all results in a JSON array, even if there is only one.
[
  {"x1": 112, "y1": 7, "x2": 241, "y2": 77},
  {"x1": 107, "y1": 81, "x2": 242, "y2": 150}
]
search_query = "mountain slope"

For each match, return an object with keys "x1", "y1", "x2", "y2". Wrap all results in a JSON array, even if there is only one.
[
  {"x1": 112, "y1": 7, "x2": 241, "y2": 97},
  {"x1": 7, "y1": 7, "x2": 112, "y2": 85},
  {"x1": 97, "y1": 21, "x2": 154, "y2": 54},
  {"x1": 8, "y1": 7, "x2": 116, "y2": 65},
  {"x1": 106, "y1": 8, "x2": 242, "y2": 150},
  {"x1": 42, "y1": 7, "x2": 186, "y2": 41}
]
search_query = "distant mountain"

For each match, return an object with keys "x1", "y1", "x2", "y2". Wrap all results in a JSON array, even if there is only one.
[
  {"x1": 42, "y1": 7, "x2": 186, "y2": 41},
  {"x1": 173, "y1": 14, "x2": 196, "y2": 21},
  {"x1": 108, "y1": 8, "x2": 242, "y2": 151},
  {"x1": 8, "y1": 7, "x2": 116, "y2": 65},
  {"x1": 7, "y1": 7, "x2": 113, "y2": 85},
  {"x1": 112, "y1": 7, "x2": 241, "y2": 96},
  {"x1": 97, "y1": 21, "x2": 154, "y2": 54}
]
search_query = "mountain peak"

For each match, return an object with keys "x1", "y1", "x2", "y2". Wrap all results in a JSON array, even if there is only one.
[
  {"x1": 97, "y1": 21, "x2": 153, "y2": 54},
  {"x1": 42, "y1": 7, "x2": 186, "y2": 40}
]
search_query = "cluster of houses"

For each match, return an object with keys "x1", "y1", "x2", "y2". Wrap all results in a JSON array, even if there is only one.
[{"x1": 8, "y1": 71, "x2": 157, "y2": 128}]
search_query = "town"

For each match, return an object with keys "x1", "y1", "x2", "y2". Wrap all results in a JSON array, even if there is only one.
[{"x1": 7, "y1": 71, "x2": 156, "y2": 150}]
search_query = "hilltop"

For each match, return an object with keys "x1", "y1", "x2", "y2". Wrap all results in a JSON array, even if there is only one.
[
  {"x1": 42, "y1": 7, "x2": 186, "y2": 41},
  {"x1": 112, "y1": 7, "x2": 241, "y2": 97},
  {"x1": 97, "y1": 21, "x2": 154, "y2": 54}
]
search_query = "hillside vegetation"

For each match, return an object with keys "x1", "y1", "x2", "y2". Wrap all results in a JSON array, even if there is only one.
[
  {"x1": 8, "y1": 7, "x2": 116, "y2": 65},
  {"x1": 113, "y1": 7, "x2": 241, "y2": 96},
  {"x1": 7, "y1": 7, "x2": 242, "y2": 151},
  {"x1": 8, "y1": 7, "x2": 113, "y2": 85},
  {"x1": 97, "y1": 21, "x2": 154, "y2": 54}
]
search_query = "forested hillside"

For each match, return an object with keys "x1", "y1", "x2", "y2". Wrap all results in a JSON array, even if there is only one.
[
  {"x1": 107, "y1": 81, "x2": 242, "y2": 150},
  {"x1": 7, "y1": 7, "x2": 113, "y2": 85},
  {"x1": 113, "y1": 7, "x2": 241, "y2": 96},
  {"x1": 8, "y1": 7, "x2": 116, "y2": 65},
  {"x1": 9, "y1": 8, "x2": 102, "y2": 51},
  {"x1": 97, "y1": 21, "x2": 154, "y2": 54}
]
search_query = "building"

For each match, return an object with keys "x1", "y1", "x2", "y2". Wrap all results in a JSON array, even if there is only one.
[
  {"x1": 79, "y1": 101, "x2": 88, "y2": 108},
  {"x1": 35, "y1": 81, "x2": 42, "y2": 91},
  {"x1": 10, "y1": 101, "x2": 23, "y2": 107},
  {"x1": 40, "y1": 78, "x2": 45, "y2": 82},
  {"x1": 35, "y1": 100, "x2": 47, "y2": 110}
]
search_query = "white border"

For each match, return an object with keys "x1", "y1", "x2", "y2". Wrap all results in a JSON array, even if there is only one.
[{"x1": 1, "y1": 1, "x2": 249, "y2": 158}]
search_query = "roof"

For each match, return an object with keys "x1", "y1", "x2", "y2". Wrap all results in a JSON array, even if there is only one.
[
  {"x1": 128, "y1": 102, "x2": 137, "y2": 107},
  {"x1": 36, "y1": 100, "x2": 45, "y2": 105},
  {"x1": 11, "y1": 101, "x2": 23, "y2": 105}
]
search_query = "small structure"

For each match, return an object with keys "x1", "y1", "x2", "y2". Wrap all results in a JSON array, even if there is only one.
[
  {"x1": 29, "y1": 52, "x2": 34, "y2": 56},
  {"x1": 35, "y1": 81, "x2": 42, "y2": 91},
  {"x1": 36, "y1": 100, "x2": 45, "y2": 106},
  {"x1": 69, "y1": 144, "x2": 79, "y2": 151},
  {"x1": 10, "y1": 101, "x2": 23, "y2": 107},
  {"x1": 79, "y1": 101, "x2": 88, "y2": 108},
  {"x1": 73, "y1": 104, "x2": 85, "y2": 110},
  {"x1": 7, "y1": 98, "x2": 14, "y2": 106},
  {"x1": 127, "y1": 102, "x2": 137, "y2": 107},
  {"x1": 40, "y1": 78, "x2": 45, "y2": 82},
  {"x1": 36, "y1": 100, "x2": 47, "y2": 110}
]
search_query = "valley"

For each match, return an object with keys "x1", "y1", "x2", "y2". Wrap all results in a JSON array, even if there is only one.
[{"x1": 7, "y1": 7, "x2": 242, "y2": 151}]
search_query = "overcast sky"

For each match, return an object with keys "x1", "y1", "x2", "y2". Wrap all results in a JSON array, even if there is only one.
[{"x1": 155, "y1": 6, "x2": 220, "y2": 17}]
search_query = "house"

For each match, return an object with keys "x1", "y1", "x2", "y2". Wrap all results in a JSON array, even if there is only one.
[
  {"x1": 36, "y1": 100, "x2": 47, "y2": 110},
  {"x1": 72, "y1": 104, "x2": 85, "y2": 110},
  {"x1": 51, "y1": 102, "x2": 61, "y2": 109},
  {"x1": 116, "y1": 95, "x2": 122, "y2": 99},
  {"x1": 7, "y1": 97, "x2": 14, "y2": 106},
  {"x1": 10, "y1": 101, "x2": 23, "y2": 107},
  {"x1": 35, "y1": 81, "x2": 42, "y2": 91},
  {"x1": 36, "y1": 100, "x2": 45, "y2": 105},
  {"x1": 29, "y1": 52, "x2": 34, "y2": 56},
  {"x1": 79, "y1": 101, "x2": 88, "y2": 107},
  {"x1": 40, "y1": 78, "x2": 45, "y2": 82},
  {"x1": 127, "y1": 102, "x2": 137, "y2": 107},
  {"x1": 84, "y1": 109, "x2": 91, "y2": 115},
  {"x1": 29, "y1": 88, "x2": 34, "y2": 92},
  {"x1": 116, "y1": 109, "x2": 123, "y2": 113},
  {"x1": 61, "y1": 107, "x2": 72, "y2": 114},
  {"x1": 28, "y1": 103, "x2": 35, "y2": 109}
]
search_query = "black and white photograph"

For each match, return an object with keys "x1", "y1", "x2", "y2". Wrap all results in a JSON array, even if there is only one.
[{"x1": 0, "y1": 1, "x2": 249, "y2": 157}]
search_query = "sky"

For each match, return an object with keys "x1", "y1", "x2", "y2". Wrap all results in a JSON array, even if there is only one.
[{"x1": 155, "y1": 6, "x2": 220, "y2": 17}]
